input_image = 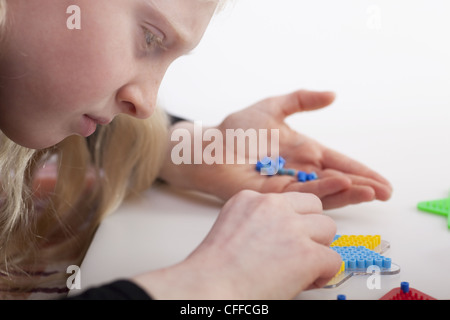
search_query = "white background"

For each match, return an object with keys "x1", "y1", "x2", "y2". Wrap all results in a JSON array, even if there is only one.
[
  {"x1": 159, "y1": 0, "x2": 450, "y2": 130},
  {"x1": 75, "y1": 0, "x2": 450, "y2": 300}
]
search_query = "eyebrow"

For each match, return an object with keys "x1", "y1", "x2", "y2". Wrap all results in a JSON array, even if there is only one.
[{"x1": 143, "y1": 0, "x2": 193, "y2": 53}]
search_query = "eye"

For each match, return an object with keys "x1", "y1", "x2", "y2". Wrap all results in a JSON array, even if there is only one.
[{"x1": 142, "y1": 27, "x2": 166, "y2": 51}]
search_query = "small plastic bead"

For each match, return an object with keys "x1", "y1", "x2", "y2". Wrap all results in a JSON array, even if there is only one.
[
  {"x1": 339, "y1": 257, "x2": 346, "y2": 267},
  {"x1": 357, "y1": 258, "x2": 365, "y2": 269},
  {"x1": 348, "y1": 258, "x2": 356, "y2": 269},
  {"x1": 297, "y1": 171, "x2": 307, "y2": 182},
  {"x1": 256, "y1": 156, "x2": 320, "y2": 184},
  {"x1": 286, "y1": 169, "x2": 296, "y2": 176},
  {"x1": 401, "y1": 282, "x2": 410, "y2": 293},
  {"x1": 261, "y1": 156, "x2": 272, "y2": 166},
  {"x1": 265, "y1": 166, "x2": 276, "y2": 176},
  {"x1": 257, "y1": 156, "x2": 289, "y2": 176},
  {"x1": 255, "y1": 161, "x2": 264, "y2": 172},
  {"x1": 375, "y1": 257, "x2": 383, "y2": 268},
  {"x1": 256, "y1": 156, "x2": 272, "y2": 172},
  {"x1": 383, "y1": 257, "x2": 391, "y2": 269},
  {"x1": 278, "y1": 156, "x2": 286, "y2": 169},
  {"x1": 365, "y1": 257, "x2": 374, "y2": 268},
  {"x1": 256, "y1": 157, "x2": 279, "y2": 175},
  {"x1": 306, "y1": 172, "x2": 318, "y2": 181}
]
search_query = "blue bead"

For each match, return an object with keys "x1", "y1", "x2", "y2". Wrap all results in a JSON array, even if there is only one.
[
  {"x1": 257, "y1": 157, "x2": 280, "y2": 176},
  {"x1": 286, "y1": 169, "x2": 296, "y2": 176},
  {"x1": 383, "y1": 257, "x2": 391, "y2": 269},
  {"x1": 343, "y1": 258, "x2": 349, "y2": 268},
  {"x1": 357, "y1": 258, "x2": 365, "y2": 269},
  {"x1": 375, "y1": 258, "x2": 383, "y2": 268},
  {"x1": 297, "y1": 171, "x2": 307, "y2": 182},
  {"x1": 265, "y1": 166, "x2": 276, "y2": 176},
  {"x1": 306, "y1": 172, "x2": 318, "y2": 181},
  {"x1": 337, "y1": 294, "x2": 346, "y2": 300},
  {"x1": 261, "y1": 156, "x2": 272, "y2": 165},
  {"x1": 278, "y1": 156, "x2": 286, "y2": 169},
  {"x1": 256, "y1": 161, "x2": 264, "y2": 172},
  {"x1": 365, "y1": 257, "x2": 374, "y2": 268},
  {"x1": 256, "y1": 157, "x2": 272, "y2": 172},
  {"x1": 401, "y1": 282, "x2": 409, "y2": 293},
  {"x1": 348, "y1": 258, "x2": 356, "y2": 269}
]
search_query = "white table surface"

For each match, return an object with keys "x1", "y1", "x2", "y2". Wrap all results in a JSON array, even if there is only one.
[{"x1": 69, "y1": 0, "x2": 450, "y2": 300}]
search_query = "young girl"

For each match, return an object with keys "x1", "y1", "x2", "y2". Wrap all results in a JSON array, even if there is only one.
[{"x1": 0, "y1": 0, "x2": 392, "y2": 299}]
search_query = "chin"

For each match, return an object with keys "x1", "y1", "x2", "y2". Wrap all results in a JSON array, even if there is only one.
[{"x1": 3, "y1": 132, "x2": 66, "y2": 150}]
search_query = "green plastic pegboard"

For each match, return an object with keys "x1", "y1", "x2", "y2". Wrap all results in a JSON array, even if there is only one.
[{"x1": 417, "y1": 198, "x2": 450, "y2": 229}]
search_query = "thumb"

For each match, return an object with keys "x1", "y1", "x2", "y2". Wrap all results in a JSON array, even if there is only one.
[{"x1": 271, "y1": 89, "x2": 336, "y2": 120}]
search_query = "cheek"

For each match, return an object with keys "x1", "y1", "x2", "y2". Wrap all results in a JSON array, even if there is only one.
[
  {"x1": 40, "y1": 43, "x2": 128, "y2": 108},
  {"x1": 39, "y1": 17, "x2": 134, "y2": 108},
  {"x1": 44, "y1": 57, "x2": 120, "y2": 108}
]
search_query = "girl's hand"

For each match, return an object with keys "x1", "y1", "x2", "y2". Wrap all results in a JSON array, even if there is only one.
[
  {"x1": 159, "y1": 90, "x2": 392, "y2": 210},
  {"x1": 133, "y1": 191, "x2": 342, "y2": 299}
]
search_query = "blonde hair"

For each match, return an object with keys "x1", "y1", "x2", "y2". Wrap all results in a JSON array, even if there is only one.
[
  {"x1": 0, "y1": 112, "x2": 169, "y2": 297},
  {"x1": 0, "y1": 0, "x2": 169, "y2": 298}
]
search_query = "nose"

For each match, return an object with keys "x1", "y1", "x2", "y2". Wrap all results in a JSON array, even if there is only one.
[{"x1": 115, "y1": 77, "x2": 160, "y2": 120}]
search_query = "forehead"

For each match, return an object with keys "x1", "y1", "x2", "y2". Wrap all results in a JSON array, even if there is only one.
[{"x1": 145, "y1": 0, "x2": 218, "y2": 28}]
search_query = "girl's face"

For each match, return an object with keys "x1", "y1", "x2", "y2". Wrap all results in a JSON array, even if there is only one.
[{"x1": 0, "y1": 0, "x2": 217, "y2": 149}]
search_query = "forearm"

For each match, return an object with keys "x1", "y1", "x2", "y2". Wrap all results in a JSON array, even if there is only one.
[{"x1": 158, "y1": 119, "x2": 219, "y2": 194}]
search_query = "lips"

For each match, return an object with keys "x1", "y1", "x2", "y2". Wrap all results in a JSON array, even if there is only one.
[
  {"x1": 80, "y1": 114, "x2": 113, "y2": 137},
  {"x1": 85, "y1": 114, "x2": 112, "y2": 126}
]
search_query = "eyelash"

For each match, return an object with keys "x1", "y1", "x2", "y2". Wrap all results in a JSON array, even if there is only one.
[{"x1": 143, "y1": 27, "x2": 165, "y2": 51}]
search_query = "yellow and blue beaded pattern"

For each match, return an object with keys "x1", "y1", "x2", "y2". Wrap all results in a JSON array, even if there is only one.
[{"x1": 325, "y1": 235, "x2": 400, "y2": 288}]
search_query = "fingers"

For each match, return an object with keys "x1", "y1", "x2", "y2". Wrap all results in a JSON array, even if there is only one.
[
  {"x1": 307, "y1": 245, "x2": 343, "y2": 289},
  {"x1": 308, "y1": 169, "x2": 381, "y2": 209},
  {"x1": 217, "y1": 190, "x2": 342, "y2": 295},
  {"x1": 254, "y1": 168, "x2": 390, "y2": 209},
  {"x1": 253, "y1": 172, "x2": 372, "y2": 210},
  {"x1": 259, "y1": 171, "x2": 383, "y2": 209},
  {"x1": 321, "y1": 186, "x2": 376, "y2": 210},
  {"x1": 258, "y1": 192, "x2": 342, "y2": 287},
  {"x1": 282, "y1": 175, "x2": 352, "y2": 199},
  {"x1": 231, "y1": 191, "x2": 334, "y2": 242},
  {"x1": 344, "y1": 173, "x2": 392, "y2": 201},
  {"x1": 285, "y1": 195, "x2": 342, "y2": 290},
  {"x1": 286, "y1": 220, "x2": 342, "y2": 291},
  {"x1": 322, "y1": 149, "x2": 393, "y2": 194},
  {"x1": 283, "y1": 191, "x2": 324, "y2": 215},
  {"x1": 262, "y1": 89, "x2": 336, "y2": 120},
  {"x1": 278, "y1": 192, "x2": 338, "y2": 246},
  {"x1": 323, "y1": 168, "x2": 392, "y2": 202},
  {"x1": 297, "y1": 213, "x2": 337, "y2": 246}
]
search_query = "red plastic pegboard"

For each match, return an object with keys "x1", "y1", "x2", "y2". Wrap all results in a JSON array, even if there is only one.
[{"x1": 380, "y1": 284, "x2": 436, "y2": 300}]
